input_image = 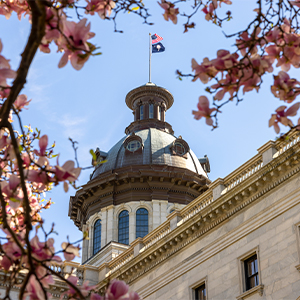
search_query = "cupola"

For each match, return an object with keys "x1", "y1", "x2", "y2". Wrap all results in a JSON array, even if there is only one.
[{"x1": 125, "y1": 83, "x2": 174, "y2": 134}]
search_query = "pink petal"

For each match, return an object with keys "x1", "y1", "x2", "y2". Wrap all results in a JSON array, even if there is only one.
[
  {"x1": 58, "y1": 52, "x2": 69, "y2": 69},
  {"x1": 64, "y1": 181, "x2": 69, "y2": 192},
  {"x1": 285, "y1": 102, "x2": 300, "y2": 117},
  {"x1": 62, "y1": 160, "x2": 75, "y2": 171},
  {"x1": 9, "y1": 174, "x2": 19, "y2": 190},
  {"x1": 91, "y1": 293, "x2": 103, "y2": 300},
  {"x1": 39, "y1": 135, "x2": 48, "y2": 156}
]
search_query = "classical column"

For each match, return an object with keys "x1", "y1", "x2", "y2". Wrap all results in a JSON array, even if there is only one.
[{"x1": 106, "y1": 205, "x2": 114, "y2": 243}]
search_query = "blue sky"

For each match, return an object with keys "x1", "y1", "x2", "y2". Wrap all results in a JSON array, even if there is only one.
[{"x1": 1, "y1": 0, "x2": 298, "y2": 260}]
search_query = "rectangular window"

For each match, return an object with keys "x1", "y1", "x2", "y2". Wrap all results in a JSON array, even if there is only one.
[
  {"x1": 237, "y1": 247, "x2": 263, "y2": 299},
  {"x1": 244, "y1": 254, "x2": 259, "y2": 290},
  {"x1": 195, "y1": 284, "x2": 206, "y2": 300},
  {"x1": 294, "y1": 222, "x2": 300, "y2": 272}
]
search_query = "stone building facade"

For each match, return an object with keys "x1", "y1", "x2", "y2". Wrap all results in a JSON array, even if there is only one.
[{"x1": 66, "y1": 83, "x2": 300, "y2": 299}]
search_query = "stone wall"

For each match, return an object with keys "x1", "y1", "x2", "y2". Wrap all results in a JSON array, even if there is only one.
[{"x1": 129, "y1": 174, "x2": 300, "y2": 300}]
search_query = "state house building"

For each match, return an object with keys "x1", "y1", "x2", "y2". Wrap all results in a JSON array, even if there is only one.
[{"x1": 5, "y1": 83, "x2": 300, "y2": 300}]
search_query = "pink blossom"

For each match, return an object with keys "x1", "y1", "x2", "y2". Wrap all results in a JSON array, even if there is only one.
[
  {"x1": 34, "y1": 135, "x2": 48, "y2": 157},
  {"x1": 158, "y1": 0, "x2": 179, "y2": 24},
  {"x1": 269, "y1": 103, "x2": 300, "y2": 133},
  {"x1": 55, "y1": 156, "x2": 81, "y2": 191},
  {"x1": 129, "y1": 291, "x2": 140, "y2": 300},
  {"x1": 24, "y1": 275, "x2": 47, "y2": 300},
  {"x1": 192, "y1": 96, "x2": 217, "y2": 126},
  {"x1": 91, "y1": 293, "x2": 103, "y2": 300},
  {"x1": 61, "y1": 242, "x2": 80, "y2": 261},
  {"x1": 40, "y1": 8, "x2": 65, "y2": 53},
  {"x1": 106, "y1": 280, "x2": 129, "y2": 300},
  {"x1": 1, "y1": 239, "x2": 23, "y2": 271},
  {"x1": 0, "y1": 39, "x2": 16, "y2": 86},
  {"x1": 191, "y1": 58, "x2": 217, "y2": 84},
  {"x1": 14, "y1": 94, "x2": 31, "y2": 111},
  {"x1": 271, "y1": 71, "x2": 300, "y2": 102},
  {"x1": 58, "y1": 18, "x2": 95, "y2": 70},
  {"x1": 85, "y1": 0, "x2": 116, "y2": 19},
  {"x1": 202, "y1": 3, "x2": 215, "y2": 21}
]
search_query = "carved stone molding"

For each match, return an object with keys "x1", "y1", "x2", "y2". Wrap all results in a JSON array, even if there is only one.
[{"x1": 236, "y1": 284, "x2": 264, "y2": 300}]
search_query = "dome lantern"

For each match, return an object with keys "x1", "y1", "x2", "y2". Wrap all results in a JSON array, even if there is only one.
[{"x1": 125, "y1": 83, "x2": 174, "y2": 134}]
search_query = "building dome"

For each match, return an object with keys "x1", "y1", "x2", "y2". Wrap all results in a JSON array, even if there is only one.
[
  {"x1": 91, "y1": 128, "x2": 207, "y2": 180},
  {"x1": 69, "y1": 83, "x2": 210, "y2": 233}
]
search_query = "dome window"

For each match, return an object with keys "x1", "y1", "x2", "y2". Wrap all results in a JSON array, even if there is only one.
[
  {"x1": 127, "y1": 140, "x2": 141, "y2": 152},
  {"x1": 124, "y1": 133, "x2": 143, "y2": 154},
  {"x1": 174, "y1": 142, "x2": 186, "y2": 155},
  {"x1": 170, "y1": 136, "x2": 189, "y2": 158}
]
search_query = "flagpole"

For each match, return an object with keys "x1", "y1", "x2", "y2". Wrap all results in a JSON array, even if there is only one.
[{"x1": 149, "y1": 33, "x2": 152, "y2": 83}]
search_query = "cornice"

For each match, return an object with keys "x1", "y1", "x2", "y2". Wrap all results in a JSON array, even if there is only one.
[
  {"x1": 69, "y1": 165, "x2": 210, "y2": 229},
  {"x1": 125, "y1": 85, "x2": 174, "y2": 110}
]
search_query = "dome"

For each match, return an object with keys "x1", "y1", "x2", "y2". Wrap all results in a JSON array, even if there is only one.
[
  {"x1": 69, "y1": 83, "x2": 211, "y2": 231},
  {"x1": 91, "y1": 128, "x2": 207, "y2": 180}
]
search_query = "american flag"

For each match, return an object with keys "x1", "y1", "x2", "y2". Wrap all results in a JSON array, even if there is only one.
[{"x1": 151, "y1": 34, "x2": 163, "y2": 44}]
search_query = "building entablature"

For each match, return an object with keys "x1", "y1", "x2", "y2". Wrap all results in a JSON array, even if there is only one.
[{"x1": 92, "y1": 130, "x2": 300, "y2": 292}]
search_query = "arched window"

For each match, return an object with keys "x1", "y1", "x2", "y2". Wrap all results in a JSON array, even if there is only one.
[
  {"x1": 140, "y1": 105, "x2": 144, "y2": 120},
  {"x1": 118, "y1": 210, "x2": 129, "y2": 244},
  {"x1": 136, "y1": 208, "x2": 148, "y2": 239},
  {"x1": 93, "y1": 219, "x2": 101, "y2": 255},
  {"x1": 149, "y1": 104, "x2": 154, "y2": 118}
]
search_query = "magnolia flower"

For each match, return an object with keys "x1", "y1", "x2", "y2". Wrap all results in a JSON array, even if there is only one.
[
  {"x1": 269, "y1": 103, "x2": 300, "y2": 133},
  {"x1": 158, "y1": 0, "x2": 179, "y2": 24},
  {"x1": 271, "y1": 71, "x2": 300, "y2": 102},
  {"x1": 0, "y1": 39, "x2": 16, "y2": 86},
  {"x1": 54, "y1": 157, "x2": 81, "y2": 192},
  {"x1": 192, "y1": 96, "x2": 217, "y2": 126},
  {"x1": 14, "y1": 94, "x2": 31, "y2": 111},
  {"x1": 85, "y1": 0, "x2": 116, "y2": 19},
  {"x1": 61, "y1": 242, "x2": 80, "y2": 261},
  {"x1": 58, "y1": 18, "x2": 95, "y2": 70},
  {"x1": 191, "y1": 58, "x2": 217, "y2": 84}
]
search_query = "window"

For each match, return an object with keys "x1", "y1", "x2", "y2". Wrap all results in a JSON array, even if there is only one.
[
  {"x1": 136, "y1": 208, "x2": 148, "y2": 238},
  {"x1": 244, "y1": 255, "x2": 259, "y2": 290},
  {"x1": 126, "y1": 140, "x2": 141, "y2": 152},
  {"x1": 118, "y1": 210, "x2": 129, "y2": 245},
  {"x1": 295, "y1": 222, "x2": 300, "y2": 272},
  {"x1": 195, "y1": 284, "x2": 206, "y2": 300},
  {"x1": 140, "y1": 105, "x2": 144, "y2": 120},
  {"x1": 170, "y1": 138, "x2": 189, "y2": 158},
  {"x1": 174, "y1": 142, "x2": 186, "y2": 155},
  {"x1": 149, "y1": 104, "x2": 154, "y2": 118},
  {"x1": 93, "y1": 219, "x2": 101, "y2": 255},
  {"x1": 237, "y1": 248, "x2": 263, "y2": 300}
]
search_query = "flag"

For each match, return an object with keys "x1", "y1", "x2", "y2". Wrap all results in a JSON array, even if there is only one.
[
  {"x1": 152, "y1": 42, "x2": 165, "y2": 53},
  {"x1": 151, "y1": 33, "x2": 163, "y2": 44}
]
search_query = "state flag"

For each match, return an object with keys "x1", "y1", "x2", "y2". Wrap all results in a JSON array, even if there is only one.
[{"x1": 152, "y1": 42, "x2": 165, "y2": 53}]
